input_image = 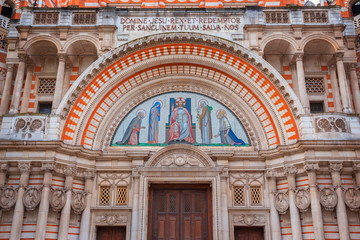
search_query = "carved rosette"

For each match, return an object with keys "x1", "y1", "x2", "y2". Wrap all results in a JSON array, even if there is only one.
[
  {"x1": 319, "y1": 188, "x2": 337, "y2": 211},
  {"x1": 233, "y1": 214, "x2": 265, "y2": 225},
  {"x1": 344, "y1": 188, "x2": 360, "y2": 211},
  {"x1": 275, "y1": 192, "x2": 289, "y2": 214},
  {"x1": 71, "y1": 191, "x2": 86, "y2": 214},
  {"x1": 49, "y1": 189, "x2": 66, "y2": 212},
  {"x1": 96, "y1": 214, "x2": 128, "y2": 225},
  {"x1": 0, "y1": 187, "x2": 17, "y2": 210},
  {"x1": 14, "y1": 117, "x2": 46, "y2": 134},
  {"x1": 314, "y1": 117, "x2": 348, "y2": 133},
  {"x1": 23, "y1": 188, "x2": 41, "y2": 211},
  {"x1": 295, "y1": 189, "x2": 311, "y2": 212}
]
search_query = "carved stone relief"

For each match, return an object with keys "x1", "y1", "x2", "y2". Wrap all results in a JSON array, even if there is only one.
[
  {"x1": 233, "y1": 214, "x2": 265, "y2": 225},
  {"x1": 159, "y1": 154, "x2": 203, "y2": 167},
  {"x1": 295, "y1": 189, "x2": 311, "y2": 212},
  {"x1": 275, "y1": 192, "x2": 289, "y2": 214},
  {"x1": 71, "y1": 191, "x2": 86, "y2": 214},
  {"x1": 13, "y1": 117, "x2": 46, "y2": 137},
  {"x1": 319, "y1": 188, "x2": 337, "y2": 211},
  {"x1": 314, "y1": 117, "x2": 348, "y2": 133},
  {"x1": 23, "y1": 188, "x2": 41, "y2": 210},
  {"x1": 50, "y1": 189, "x2": 66, "y2": 212},
  {"x1": 0, "y1": 187, "x2": 17, "y2": 210},
  {"x1": 344, "y1": 188, "x2": 360, "y2": 211},
  {"x1": 96, "y1": 214, "x2": 128, "y2": 225}
]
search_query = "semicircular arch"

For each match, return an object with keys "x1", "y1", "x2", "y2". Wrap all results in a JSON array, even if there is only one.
[
  {"x1": 63, "y1": 35, "x2": 101, "y2": 55},
  {"x1": 260, "y1": 34, "x2": 299, "y2": 53},
  {"x1": 300, "y1": 34, "x2": 341, "y2": 53},
  {"x1": 22, "y1": 35, "x2": 62, "y2": 53}
]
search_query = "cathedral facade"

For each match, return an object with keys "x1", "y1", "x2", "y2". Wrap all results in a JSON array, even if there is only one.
[{"x1": 0, "y1": 0, "x2": 359, "y2": 239}]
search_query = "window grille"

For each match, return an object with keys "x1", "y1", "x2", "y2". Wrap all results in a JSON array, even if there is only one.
[
  {"x1": 34, "y1": 13, "x2": 59, "y2": 25},
  {"x1": 38, "y1": 78, "x2": 56, "y2": 95},
  {"x1": 250, "y1": 186, "x2": 262, "y2": 206},
  {"x1": 354, "y1": 15, "x2": 360, "y2": 29},
  {"x1": 265, "y1": 12, "x2": 289, "y2": 24},
  {"x1": 233, "y1": 186, "x2": 245, "y2": 205},
  {"x1": 100, "y1": 186, "x2": 111, "y2": 205},
  {"x1": 72, "y1": 12, "x2": 97, "y2": 25},
  {"x1": 116, "y1": 186, "x2": 127, "y2": 205},
  {"x1": 0, "y1": 33, "x2": 7, "y2": 51},
  {"x1": 305, "y1": 77, "x2": 325, "y2": 94},
  {"x1": 303, "y1": 11, "x2": 328, "y2": 23}
]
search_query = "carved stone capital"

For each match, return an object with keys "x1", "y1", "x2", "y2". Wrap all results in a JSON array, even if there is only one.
[
  {"x1": 294, "y1": 52, "x2": 304, "y2": 61},
  {"x1": 304, "y1": 162, "x2": 320, "y2": 172},
  {"x1": 329, "y1": 162, "x2": 343, "y2": 173},
  {"x1": 18, "y1": 53, "x2": 27, "y2": 62},
  {"x1": 58, "y1": 53, "x2": 67, "y2": 62},
  {"x1": 41, "y1": 162, "x2": 55, "y2": 172},
  {"x1": 266, "y1": 169, "x2": 278, "y2": 178},
  {"x1": 64, "y1": 165, "x2": 77, "y2": 176},
  {"x1": 84, "y1": 169, "x2": 95, "y2": 179},
  {"x1": 353, "y1": 162, "x2": 360, "y2": 172},
  {"x1": 0, "y1": 163, "x2": 9, "y2": 173},
  {"x1": 284, "y1": 165, "x2": 297, "y2": 176},
  {"x1": 335, "y1": 52, "x2": 344, "y2": 61},
  {"x1": 18, "y1": 162, "x2": 31, "y2": 174}
]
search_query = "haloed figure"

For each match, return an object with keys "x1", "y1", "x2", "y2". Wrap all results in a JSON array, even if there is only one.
[
  {"x1": 214, "y1": 110, "x2": 245, "y2": 145},
  {"x1": 148, "y1": 101, "x2": 161, "y2": 144},
  {"x1": 197, "y1": 101, "x2": 212, "y2": 144},
  {"x1": 116, "y1": 111, "x2": 145, "y2": 145}
]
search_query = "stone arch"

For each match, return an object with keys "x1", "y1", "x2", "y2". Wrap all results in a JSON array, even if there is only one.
[
  {"x1": 346, "y1": 0, "x2": 359, "y2": 16},
  {"x1": 58, "y1": 33, "x2": 303, "y2": 150},
  {"x1": 22, "y1": 35, "x2": 61, "y2": 53},
  {"x1": 260, "y1": 34, "x2": 299, "y2": 53},
  {"x1": 145, "y1": 144, "x2": 216, "y2": 167},
  {"x1": 63, "y1": 35, "x2": 101, "y2": 55},
  {"x1": 300, "y1": 34, "x2": 341, "y2": 53}
]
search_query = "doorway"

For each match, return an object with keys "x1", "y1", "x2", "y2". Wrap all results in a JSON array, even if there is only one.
[
  {"x1": 148, "y1": 184, "x2": 212, "y2": 240},
  {"x1": 234, "y1": 226, "x2": 264, "y2": 240},
  {"x1": 97, "y1": 226, "x2": 126, "y2": 240}
]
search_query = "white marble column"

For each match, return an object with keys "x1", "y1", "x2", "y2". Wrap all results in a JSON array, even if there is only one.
[
  {"x1": 285, "y1": 165, "x2": 302, "y2": 240},
  {"x1": 52, "y1": 53, "x2": 66, "y2": 113},
  {"x1": 329, "y1": 65, "x2": 342, "y2": 112},
  {"x1": 61, "y1": 65, "x2": 72, "y2": 99},
  {"x1": 0, "y1": 64, "x2": 14, "y2": 115},
  {"x1": 0, "y1": 163, "x2": 9, "y2": 221},
  {"x1": 349, "y1": 63, "x2": 360, "y2": 114},
  {"x1": 353, "y1": 162, "x2": 360, "y2": 187},
  {"x1": 266, "y1": 170, "x2": 281, "y2": 240},
  {"x1": 10, "y1": 162, "x2": 31, "y2": 240},
  {"x1": 305, "y1": 162, "x2": 324, "y2": 240},
  {"x1": 79, "y1": 169, "x2": 95, "y2": 240},
  {"x1": 335, "y1": 53, "x2": 352, "y2": 113},
  {"x1": 20, "y1": 64, "x2": 34, "y2": 113},
  {"x1": 35, "y1": 162, "x2": 55, "y2": 240},
  {"x1": 130, "y1": 170, "x2": 140, "y2": 240},
  {"x1": 9, "y1": 54, "x2": 27, "y2": 114},
  {"x1": 58, "y1": 165, "x2": 77, "y2": 240},
  {"x1": 295, "y1": 53, "x2": 310, "y2": 113},
  {"x1": 220, "y1": 169, "x2": 230, "y2": 240},
  {"x1": 329, "y1": 162, "x2": 350, "y2": 240}
]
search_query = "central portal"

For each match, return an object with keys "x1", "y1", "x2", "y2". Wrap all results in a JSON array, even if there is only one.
[{"x1": 148, "y1": 184, "x2": 212, "y2": 240}]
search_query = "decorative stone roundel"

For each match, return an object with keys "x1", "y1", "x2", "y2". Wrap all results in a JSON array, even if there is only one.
[
  {"x1": 295, "y1": 189, "x2": 311, "y2": 212},
  {"x1": 71, "y1": 191, "x2": 86, "y2": 214},
  {"x1": 0, "y1": 187, "x2": 17, "y2": 210},
  {"x1": 344, "y1": 188, "x2": 360, "y2": 211},
  {"x1": 23, "y1": 188, "x2": 41, "y2": 211},
  {"x1": 275, "y1": 192, "x2": 289, "y2": 214},
  {"x1": 319, "y1": 188, "x2": 337, "y2": 211},
  {"x1": 50, "y1": 189, "x2": 66, "y2": 212}
]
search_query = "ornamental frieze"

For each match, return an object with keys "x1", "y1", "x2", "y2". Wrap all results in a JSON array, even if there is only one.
[
  {"x1": 314, "y1": 117, "x2": 348, "y2": 133},
  {"x1": 96, "y1": 214, "x2": 128, "y2": 225},
  {"x1": 233, "y1": 214, "x2": 265, "y2": 225}
]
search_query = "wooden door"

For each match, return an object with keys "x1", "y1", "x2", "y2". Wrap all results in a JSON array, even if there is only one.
[
  {"x1": 234, "y1": 227, "x2": 264, "y2": 240},
  {"x1": 97, "y1": 226, "x2": 126, "y2": 240},
  {"x1": 148, "y1": 185, "x2": 212, "y2": 240}
]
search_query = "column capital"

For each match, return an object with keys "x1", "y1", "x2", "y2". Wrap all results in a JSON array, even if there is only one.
[
  {"x1": 266, "y1": 169, "x2": 278, "y2": 178},
  {"x1": 64, "y1": 164, "x2": 77, "y2": 176},
  {"x1": 42, "y1": 162, "x2": 55, "y2": 172},
  {"x1": 58, "y1": 53, "x2": 67, "y2": 62},
  {"x1": 294, "y1": 52, "x2": 304, "y2": 61},
  {"x1": 284, "y1": 165, "x2": 298, "y2": 176},
  {"x1": 329, "y1": 162, "x2": 343, "y2": 173},
  {"x1": 18, "y1": 53, "x2": 27, "y2": 62},
  {"x1": 0, "y1": 162, "x2": 9, "y2": 172},
  {"x1": 83, "y1": 169, "x2": 95, "y2": 179},
  {"x1": 353, "y1": 161, "x2": 360, "y2": 172},
  {"x1": 335, "y1": 52, "x2": 344, "y2": 61},
  {"x1": 18, "y1": 162, "x2": 31, "y2": 173},
  {"x1": 304, "y1": 161, "x2": 320, "y2": 172}
]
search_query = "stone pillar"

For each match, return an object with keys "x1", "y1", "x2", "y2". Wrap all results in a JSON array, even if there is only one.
[
  {"x1": 329, "y1": 162, "x2": 350, "y2": 240},
  {"x1": 266, "y1": 170, "x2": 281, "y2": 240},
  {"x1": 335, "y1": 53, "x2": 352, "y2": 113},
  {"x1": 329, "y1": 65, "x2": 342, "y2": 112},
  {"x1": 9, "y1": 54, "x2": 27, "y2": 114},
  {"x1": 10, "y1": 162, "x2": 31, "y2": 240},
  {"x1": 349, "y1": 63, "x2": 360, "y2": 114},
  {"x1": 285, "y1": 165, "x2": 302, "y2": 240},
  {"x1": 35, "y1": 162, "x2": 55, "y2": 240},
  {"x1": 290, "y1": 63, "x2": 300, "y2": 97},
  {"x1": 0, "y1": 163, "x2": 9, "y2": 221},
  {"x1": 61, "y1": 65, "x2": 72, "y2": 99},
  {"x1": 20, "y1": 64, "x2": 34, "y2": 113},
  {"x1": 58, "y1": 165, "x2": 77, "y2": 240},
  {"x1": 295, "y1": 53, "x2": 310, "y2": 113},
  {"x1": 353, "y1": 162, "x2": 360, "y2": 187},
  {"x1": 52, "y1": 53, "x2": 66, "y2": 113},
  {"x1": 0, "y1": 64, "x2": 14, "y2": 115},
  {"x1": 79, "y1": 169, "x2": 95, "y2": 240},
  {"x1": 130, "y1": 170, "x2": 140, "y2": 240},
  {"x1": 220, "y1": 169, "x2": 229, "y2": 240},
  {"x1": 305, "y1": 162, "x2": 324, "y2": 240}
]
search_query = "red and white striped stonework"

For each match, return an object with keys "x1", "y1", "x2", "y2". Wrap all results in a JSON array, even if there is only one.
[{"x1": 61, "y1": 43, "x2": 300, "y2": 149}]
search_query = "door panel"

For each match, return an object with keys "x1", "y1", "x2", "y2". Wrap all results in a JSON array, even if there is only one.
[
  {"x1": 97, "y1": 226, "x2": 126, "y2": 240},
  {"x1": 234, "y1": 227, "x2": 264, "y2": 240},
  {"x1": 149, "y1": 185, "x2": 212, "y2": 240}
]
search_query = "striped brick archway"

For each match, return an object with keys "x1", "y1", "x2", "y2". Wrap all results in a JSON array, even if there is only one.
[{"x1": 58, "y1": 33, "x2": 303, "y2": 150}]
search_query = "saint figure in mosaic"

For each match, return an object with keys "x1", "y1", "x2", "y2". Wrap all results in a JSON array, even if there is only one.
[
  {"x1": 116, "y1": 111, "x2": 145, "y2": 145},
  {"x1": 148, "y1": 101, "x2": 161, "y2": 144},
  {"x1": 197, "y1": 100, "x2": 212, "y2": 144},
  {"x1": 214, "y1": 110, "x2": 245, "y2": 145}
]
